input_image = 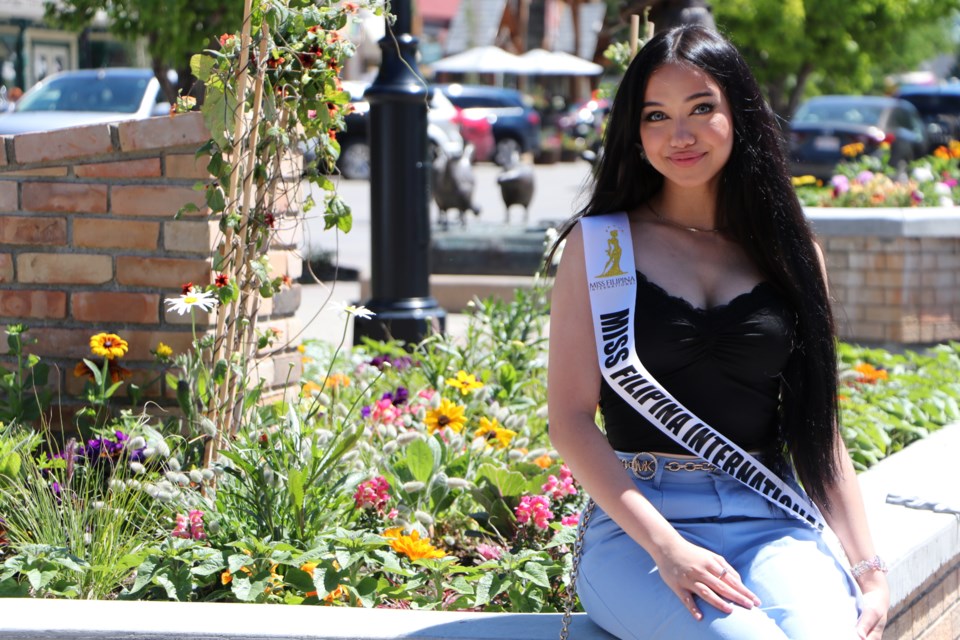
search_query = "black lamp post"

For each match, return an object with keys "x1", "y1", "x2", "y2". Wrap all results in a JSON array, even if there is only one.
[{"x1": 352, "y1": 0, "x2": 446, "y2": 345}]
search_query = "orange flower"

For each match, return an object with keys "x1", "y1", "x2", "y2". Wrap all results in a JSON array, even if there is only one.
[
  {"x1": 384, "y1": 527, "x2": 445, "y2": 561},
  {"x1": 533, "y1": 454, "x2": 553, "y2": 469},
  {"x1": 934, "y1": 146, "x2": 950, "y2": 160},
  {"x1": 854, "y1": 363, "x2": 888, "y2": 383},
  {"x1": 89, "y1": 333, "x2": 128, "y2": 360},
  {"x1": 323, "y1": 373, "x2": 350, "y2": 390},
  {"x1": 301, "y1": 380, "x2": 323, "y2": 396},
  {"x1": 322, "y1": 585, "x2": 346, "y2": 603},
  {"x1": 949, "y1": 140, "x2": 960, "y2": 159}
]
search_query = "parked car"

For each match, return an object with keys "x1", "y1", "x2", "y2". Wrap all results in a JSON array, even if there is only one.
[
  {"x1": 788, "y1": 95, "x2": 928, "y2": 179},
  {"x1": 896, "y1": 84, "x2": 960, "y2": 150},
  {"x1": 309, "y1": 81, "x2": 464, "y2": 180},
  {"x1": 0, "y1": 68, "x2": 170, "y2": 135},
  {"x1": 453, "y1": 107, "x2": 495, "y2": 163},
  {"x1": 557, "y1": 95, "x2": 610, "y2": 140},
  {"x1": 435, "y1": 84, "x2": 541, "y2": 166}
]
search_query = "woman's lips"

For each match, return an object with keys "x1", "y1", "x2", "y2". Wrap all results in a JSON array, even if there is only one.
[{"x1": 668, "y1": 152, "x2": 706, "y2": 167}]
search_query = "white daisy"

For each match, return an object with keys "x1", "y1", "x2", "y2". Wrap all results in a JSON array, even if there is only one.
[
  {"x1": 333, "y1": 301, "x2": 375, "y2": 319},
  {"x1": 165, "y1": 289, "x2": 218, "y2": 315}
]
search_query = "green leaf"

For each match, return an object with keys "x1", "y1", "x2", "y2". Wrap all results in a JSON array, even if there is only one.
[
  {"x1": 190, "y1": 54, "x2": 216, "y2": 82},
  {"x1": 405, "y1": 438, "x2": 436, "y2": 484},
  {"x1": 477, "y1": 463, "x2": 527, "y2": 498}
]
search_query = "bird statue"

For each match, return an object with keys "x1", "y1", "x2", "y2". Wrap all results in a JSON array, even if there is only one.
[
  {"x1": 432, "y1": 143, "x2": 479, "y2": 230},
  {"x1": 496, "y1": 151, "x2": 535, "y2": 225}
]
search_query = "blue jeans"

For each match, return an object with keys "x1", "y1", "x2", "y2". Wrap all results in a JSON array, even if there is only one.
[{"x1": 576, "y1": 452, "x2": 861, "y2": 639}]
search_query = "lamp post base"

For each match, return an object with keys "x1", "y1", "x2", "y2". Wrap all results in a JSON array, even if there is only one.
[{"x1": 353, "y1": 298, "x2": 447, "y2": 345}]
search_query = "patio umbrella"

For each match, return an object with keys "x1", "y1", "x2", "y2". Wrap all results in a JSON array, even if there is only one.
[
  {"x1": 431, "y1": 46, "x2": 525, "y2": 74},
  {"x1": 517, "y1": 49, "x2": 604, "y2": 76}
]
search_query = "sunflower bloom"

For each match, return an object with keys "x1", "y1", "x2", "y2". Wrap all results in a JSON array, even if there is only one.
[
  {"x1": 384, "y1": 528, "x2": 445, "y2": 561},
  {"x1": 89, "y1": 333, "x2": 128, "y2": 360},
  {"x1": 475, "y1": 416, "x2": 517, "y2": 449},
  {"x1": 445, "y1": 370, "x2": 484, "y2": 395},
  {"x1": 425, "y1": 398, "x2": 466, "y2": 433}
]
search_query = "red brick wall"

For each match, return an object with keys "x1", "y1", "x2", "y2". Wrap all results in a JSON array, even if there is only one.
[
  {"x1": 0, "y1": 113, "x2": 303, "y2": 416},
  {"x1": 885, "y1": 556, "x2": 960, "y2": 640}
]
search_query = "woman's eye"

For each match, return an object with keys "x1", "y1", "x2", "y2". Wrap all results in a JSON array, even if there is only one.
[
  {"x1": 693, "y1": 103, "x2": 716, "y2": 115},
  {"x1": 644, "y1": 111, "x2": 666, "y2": 122}
]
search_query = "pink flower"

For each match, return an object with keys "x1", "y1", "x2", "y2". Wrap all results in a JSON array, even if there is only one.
[
  {"x1": 171, "y1": 513, "x2": 190, "y2": 539},
  {"x1": 188, "y1": 510, "x2": 206, "y2": 540},
  {"x1": 542, "y1": 472, "x2": 577, "y2": 501},
  {"x1": 387, "y1": 508, "x2": 399, "y2": 520},
  {"x1": 561, "y1": 513, "x2": 580, "y2": 527},
  {"x1": 354, "y1": 476, "x2": 391, "y2": 514},
  {"x1": 476, "y1": 543, "x2": 503, "y2": 561},
  {"x1": 172, "y1": 510, "x2": 207, "y2": 540},
  {"x1": 515, "y1": 495, "x2": 553, "y2": 530},
  {"x1": 369, "y1": 398, "x2": 402, "y2": 426}
]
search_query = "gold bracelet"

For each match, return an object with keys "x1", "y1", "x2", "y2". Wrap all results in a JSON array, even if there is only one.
[{"x1": 851, "y1": 555, "x2": 888, "y2": 579}]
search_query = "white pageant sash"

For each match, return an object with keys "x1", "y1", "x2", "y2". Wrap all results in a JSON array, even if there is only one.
[{"x1": 581, "y1": 212, "x2": 825, "y2": 532}]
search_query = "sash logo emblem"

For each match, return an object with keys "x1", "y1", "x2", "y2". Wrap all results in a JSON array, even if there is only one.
[{"x1": 596, "y1": 227, "x2": 627, "y2": 278}]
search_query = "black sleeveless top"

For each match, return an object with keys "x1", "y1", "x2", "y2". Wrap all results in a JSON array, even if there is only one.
[{"x1": 599, "y1": 271, "x2": 795, "y2": 454}]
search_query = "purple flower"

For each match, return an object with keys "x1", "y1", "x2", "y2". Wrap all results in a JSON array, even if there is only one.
[
  {"x1": 393, "y1": 386, "x2": 409, "y2": 405},
  {"x1": 855, "y1": 170, "x2": 874, "y2": 185},
  {"x1": 361, "y1": 405, "x2": 372, "y2": 419}
]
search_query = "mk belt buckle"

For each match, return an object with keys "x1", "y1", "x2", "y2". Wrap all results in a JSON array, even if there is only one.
[{"x1": 626, "y1": 452, "x2": 658, "y2": 480}]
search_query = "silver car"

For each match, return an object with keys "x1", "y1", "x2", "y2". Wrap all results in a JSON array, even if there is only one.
[{"x1": 0, "y1": 68, "x2": 170, "y2": 135}]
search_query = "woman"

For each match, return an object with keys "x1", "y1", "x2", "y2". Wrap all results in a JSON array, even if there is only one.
[{"x1": 547, "y1": 25, "x2": 889, "y2": 639}]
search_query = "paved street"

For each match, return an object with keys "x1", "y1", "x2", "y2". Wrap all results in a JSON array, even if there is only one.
[
  {"x1": 299, "y1": 160, "x2": 595, "y2": 276},
  {"x1": 295, "y1": 160, "x2": 590, "y2": 344}
]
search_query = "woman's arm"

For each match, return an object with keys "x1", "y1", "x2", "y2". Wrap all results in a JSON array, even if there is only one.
[
  {"x1": 812, "y1": 243, "x2": 890, "y2": 639},
  {"x1": 547, "y1": 224, "x2": 760, "y2": 620}
]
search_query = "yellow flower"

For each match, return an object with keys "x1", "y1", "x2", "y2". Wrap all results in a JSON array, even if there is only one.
[
  {"x1": 425, "y1": 398, "x2": 466, "y2": 433},
  {"x1": 89, "y1": 333, "x2": 128, "y2": 360},
  {"x1": 300, "y1": 561, "x2": 318, "y2": 574},
  {"x1": 221, "y1": 570, "x2": 233, "y2": 585},
  {"x1": 445, "y1": 370, "x2": 484, "y2": 395},
  {"x1": 155, "y1": 342, "x2": 173, "y2": 359},
  {"x1": 384, "y1": 528, "x2": 445, "y2": 561},
  {"x1": 949, "y1": 140, "x2": 960, "y2": 159},
  {"x1": 297, "y1": 344, "x2": 306, "y2": 353},
  {"x1": 840, "y1": 142, "x2": 864, "y2": 158},
  {"x1": 791, "y1": 175, "x2": 817, "y2": 187},
  {"x1": 474, "y1": 417, "x2": 517, "y2": 449}
]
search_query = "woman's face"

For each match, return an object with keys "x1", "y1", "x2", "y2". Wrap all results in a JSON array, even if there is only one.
[{"x1": 639, "y1": 62, "x2": 734, "y2": 191}]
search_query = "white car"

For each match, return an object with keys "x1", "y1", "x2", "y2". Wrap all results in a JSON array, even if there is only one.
[{"x1": 0, "y1": 68, "x2": 171, "y2": 135}]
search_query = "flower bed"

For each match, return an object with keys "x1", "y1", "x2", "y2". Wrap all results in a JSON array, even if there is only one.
[{"x1": 2, "y1": 281, "x2": 960, "y2": 607}]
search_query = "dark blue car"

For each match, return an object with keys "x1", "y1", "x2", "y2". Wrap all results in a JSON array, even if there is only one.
[
  {"x1": 435, "y1": 84, "x2": 541, "y2": 166},
  {"x1": 896, "y1": 84, "x2": 960, "y2": 150}
]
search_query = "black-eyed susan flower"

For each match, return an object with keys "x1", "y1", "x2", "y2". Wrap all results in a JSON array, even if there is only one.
[
  {"x1": 475, "y1": 416, "x2": 517, "y2": 449},
  {"x1": 445, "y1": 370, "x2": 483, "y2": 395},
  {"x1": 89, "y1": 333, "x2": 128, "y2": 360},
  {"x1": 425, "y1": 398, "x2": 466, "y2": 433}
]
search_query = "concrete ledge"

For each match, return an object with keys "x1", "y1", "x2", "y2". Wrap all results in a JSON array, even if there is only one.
[
  {"x1": 361, "y1": 274, "x2": 539, "y2": 313},
  {"x1": 805, "y1": 206, "x2": 960, "y2": 237},
  {"x1": 857, "y1": 421, "x2": 960, "y2": 611},
  {"x1": 0, "y1": 599, "x2": 615, "y2": 639}
]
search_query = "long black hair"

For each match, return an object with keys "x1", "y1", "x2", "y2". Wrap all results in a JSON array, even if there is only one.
[{"x1": 557, "y1": 25, "x2": 841, "y2": 508}]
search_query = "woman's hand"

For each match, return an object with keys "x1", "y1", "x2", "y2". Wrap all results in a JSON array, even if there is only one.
[
  {"x1": 653, "y1": 536, "x2": 761, "y2": 620},
  {"x1": 855, "y1": 575, "x2": 890, "y2": 640}
]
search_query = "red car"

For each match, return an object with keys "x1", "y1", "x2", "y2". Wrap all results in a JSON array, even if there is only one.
[{"x1": 453, "y1": 106, "x2": 495, "y2": 163}]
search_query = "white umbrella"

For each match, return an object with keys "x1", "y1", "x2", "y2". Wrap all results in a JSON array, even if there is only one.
[
  {"x1": 431, "y1": 46, "x2": 525, "y2": 74},
  {"x1": 517, "y1": 49, "x2": 604, "y2": 76}
]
